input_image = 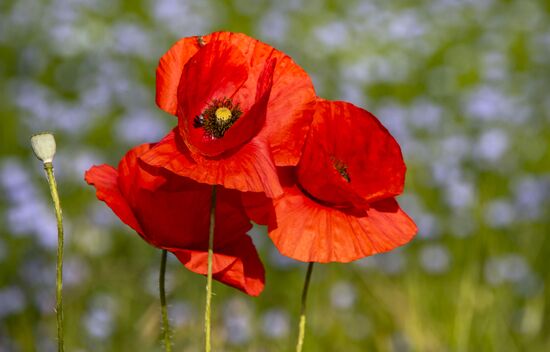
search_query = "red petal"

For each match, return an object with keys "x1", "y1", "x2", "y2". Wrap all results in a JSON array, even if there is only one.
[
  {"x1": 167, "y1": 187, "x2": 263, "y2": 295},
  {"x1": 171, "y1": 249, "x2": 237, "y2": 275},
  {"x1": 111, "y1": 143, "x2": 210, "y2": 248},
  {"x1": 213, "y1": 235, "x2": 265, "y2": 296},
  {"x1": 269, "y1": 182, "x2": 416, "y2": 263},
  {"x1": 214, "y1": 187, "x2": 254, "y2": 247},
  {"x1": 84, "y1": 164, "x2": 143, "y2": 234},
  {"x1": 132, "y1": 178, "x2": 261, "y2": 287},
  {"x1": 362, "y1": 198, "x2": 417, "y2": 253},
  {"x1": 258, "y1": 56, "x2": 316, "y2": 166},
  {"x1": 156, "y1": 37, "x2": 201, "y2": 115},
  {"x1": 172, "y1": 233, "x2": 265, "y2": 296},
  {"x1": 298, "y1": 100, "x2": 406, "y2": 206},
  {"x1": 241, "y1": 167, "x2": 295, "y2": 226},
  {"x1": 241, "y1": 191, "x2": 273, "y2": 226},
  {"x1": 139, "y1": 130, "x2": 283, "y2": 198}
]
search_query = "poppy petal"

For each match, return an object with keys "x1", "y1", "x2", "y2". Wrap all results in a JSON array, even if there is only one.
[
  {"x1": 269, "y1": 183, "x2": 416, "y2": 263},
  {"x1": 171, "y1": 233, "x2": 265, "y2": 296},
  {"x1": 116, "y1": 145, "x2": 255, "y2": 251},
  {"x1": 259, "y1": 55, "x2": 316, "y2": 166},
  {"x1": 139, "y1": 130, "x2": 283, "y2": 198},
  {"x1": 241, "y1": 167, "x2": 297, "y2": 226},
  {"x1": 84, "y1": 164, "x2": 143, "y2": 234},
  {"x1": 361, "y1": 198, "x2": 417, "y2": 253},
  {"x1": 171, "y1": 249, "x2": 238, "y2": 276},
  {"x1": 114, "y1": 143, "x2": 213, "y2": 249},
  {"x1": 214, "y1": 187, "x2": 254, "y2": 247},
  {"x1": 156, "y1": 37, "x2": 201, "y2": 115},
  {"x1": 171, "y1": 187, "x2": 263, "y2": 294},
  {"x1": 298, "y1": 100, "x2": 406, "y2": 206},
  {"x1": 213, "y1": 235, "x2": 265, "y2": 296},
  {"x1": 241, "y1": 191, "x2": 273, "y2": 226}
]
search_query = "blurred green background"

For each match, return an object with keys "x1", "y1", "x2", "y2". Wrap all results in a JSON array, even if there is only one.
[{"x1": 1, "y1": 0, "x2": 549, "y2": 351}]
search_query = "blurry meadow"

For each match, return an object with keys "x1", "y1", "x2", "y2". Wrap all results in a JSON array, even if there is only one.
[{"x1": 1, "y1": 0, "x2": 550, "y2": 351}]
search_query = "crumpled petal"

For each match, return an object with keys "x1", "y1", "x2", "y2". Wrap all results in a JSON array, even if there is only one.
[
  {"x1": 298, "y1": 99, "x2": 406, "y2": 207},
  {"x1": 173, "y1": 234, "x2": 265, "y2": 296},
  {"x1": 268, "y1": 178, "x2": 417, "y2": 263},
  {"x1": 139, "y1": 130, "x2": 283, "y2": 198}
]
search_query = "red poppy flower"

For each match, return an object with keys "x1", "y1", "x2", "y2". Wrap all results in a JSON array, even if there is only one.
[
  {"x1": 140, "y1": 31, "x2": 316, "y2": 198},
  {"x1": 244, "y1": 100, "x2": 417, "y2": 263},
  {"x1": 85, "y1": 143, "x2": 265, "y2": 295}
]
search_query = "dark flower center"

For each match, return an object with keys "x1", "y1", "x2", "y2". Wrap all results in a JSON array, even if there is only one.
[
  {"x1": 193, "y1": 98, "x2": 242, "y2": 139},
  {"x1": 331, "y1": 156, "x2": 351, "y2": 182}
]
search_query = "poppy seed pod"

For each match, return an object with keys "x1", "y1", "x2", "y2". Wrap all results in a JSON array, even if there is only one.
[{"x1": 31, "y1": 133, "x2": 56, "y2": 164}]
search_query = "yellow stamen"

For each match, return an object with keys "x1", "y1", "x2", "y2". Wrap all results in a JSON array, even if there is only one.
[{"x1": 215, "y1": 107, "x2": 232, "y2": 122}]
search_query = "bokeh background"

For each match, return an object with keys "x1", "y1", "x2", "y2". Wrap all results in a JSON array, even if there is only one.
[{"x1": 1, "y1": 0, "x2": 549, "y2": 351}]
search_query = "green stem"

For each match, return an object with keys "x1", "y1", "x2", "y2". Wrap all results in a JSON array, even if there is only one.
[
  {"x1": 205, "y1": 186, "x2": 217, "y2": 352},
  {"x1": 296, "y1": 262, "x2": 314, "y2": 352},
  {"x1": 159, "y1": 249, "x2": 172, "y2": 352},
  {"x1": 44, "y1": 162, "x2": 64, "y2": 352}
]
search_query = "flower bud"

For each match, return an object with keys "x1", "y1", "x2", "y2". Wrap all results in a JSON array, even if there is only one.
[{"x1": 31, "y1": 132, "x2": 56, "y2": 163}]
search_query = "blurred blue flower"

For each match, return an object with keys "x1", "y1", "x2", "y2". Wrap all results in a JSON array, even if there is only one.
[
  {"x1": 84, "y1": 294, "x2": 117, "y2": 340},
  {"x1": 419, "y1": 244, "x2": 451, "y2": 275},
  {"x1": 485, "y1": 199, "x2": 515, "y2": 228},
  {"x1": 223, "y1": 298, "x2": 252, "y2": 345},
  {"x1": 261, "y1": 308, "x2": 290, "y2": 339},
  {"x1": 330, "y1": 281, "x2": 356, "y2": 310},
  {"x1": 0, "y1": 286, "x2": 26, "y2": 318}
]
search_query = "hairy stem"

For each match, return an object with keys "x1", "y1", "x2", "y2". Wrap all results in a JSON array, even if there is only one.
[
  {"x1": 296, "y1": 262, "x2": 314, "y2": 352},
  {"x1": 159, "y1": 249, "x2": 172, "y2": 352},
  {"x1": 44, "y1": 162, "x2": 64, "y2": 352},
  {"x1": 205, "y1": 186, "x2": 217, "y2": 352}
]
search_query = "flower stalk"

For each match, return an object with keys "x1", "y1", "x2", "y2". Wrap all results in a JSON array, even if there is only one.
[
  {"x1": 31, "y1": 133, "x2": 64, "y2": 352},
  {"x1": 296, "y1": 262, "x2": 314, "y2": 352},
  {"x1": 205, "y1": 186, "x2": 217, "y2": 352},
  {"x1": 46, "y1": 162, "x2": 64, "y2": 352},
  {"x1": 159, "y1": 249, "x2": 172, "y2": 352}
]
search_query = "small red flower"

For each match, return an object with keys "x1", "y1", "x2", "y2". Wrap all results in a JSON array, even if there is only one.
[
  {"x1": 141, "y1": 31, "x2": 316, "y2": 198},
  {"x1": 245, "y1": 100, "x2": 417, "y2": 263},
  {"x1": 85, "y1": 143, "x2": 265, "y2": 295}
]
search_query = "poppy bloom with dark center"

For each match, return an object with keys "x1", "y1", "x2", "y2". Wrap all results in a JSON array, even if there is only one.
[
  {"x1": 140, "y1": 31, "x2": 316, "y2": 198},
  {"x1": 245, "y1": 99, "x2": 417, "y2": 263},
  {"x1": 85, "y1": 144, "x2": 265, "y2": 295}
]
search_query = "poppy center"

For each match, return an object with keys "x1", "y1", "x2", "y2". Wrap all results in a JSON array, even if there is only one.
[
  {"x1": 215, "y1": 107, "x2": 232, "y2": 122},
  {"x1": 193, "y1": 98, "x2": 242, "y2": 139},
  {"x1": 331, "y1": 156, "x2": 351, "y2": 182}
]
